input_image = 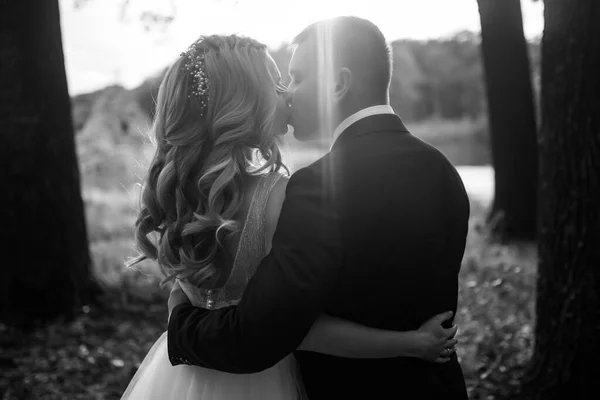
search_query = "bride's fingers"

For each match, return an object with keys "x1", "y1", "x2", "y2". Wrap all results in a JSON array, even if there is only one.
[
  {"x1": 444, "y1": 338, "x2": 458, "y2": 348},
  {"x1": 434, "y1": 356, "x2": 451, "y2": 364}
]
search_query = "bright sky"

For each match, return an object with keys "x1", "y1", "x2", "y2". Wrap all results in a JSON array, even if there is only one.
[{"x1": 59, "y1": 0, "x2": 544, "y2": 96}]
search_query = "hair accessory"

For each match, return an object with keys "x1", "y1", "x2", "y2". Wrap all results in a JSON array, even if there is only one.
[{"x1": 180, "y1": 38, "x2": 210, "y2": 115}]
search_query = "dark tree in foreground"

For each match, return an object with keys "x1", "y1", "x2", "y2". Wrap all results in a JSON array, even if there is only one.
[
  {"x1": 517, "y1": 0, "x2": 600, "y2": 398},
  {"x1": 0, "y1": 0, "x2": 99, "y2": 327},
  {"x1": 477, "y1": 0, "x2": 539, "y2": 241}
]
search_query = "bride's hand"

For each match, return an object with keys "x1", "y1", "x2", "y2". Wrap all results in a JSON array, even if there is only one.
[
  {"x1": 168, "y1": 280, "x2": 190, "y2": 321},
  {"x1": 414, "y1": 311, "x2": 458, "y2": 363}
]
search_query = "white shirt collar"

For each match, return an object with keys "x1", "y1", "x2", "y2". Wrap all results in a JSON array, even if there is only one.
[{"x1": 330, "y1": 105, "x2": 395, "y2": 149}]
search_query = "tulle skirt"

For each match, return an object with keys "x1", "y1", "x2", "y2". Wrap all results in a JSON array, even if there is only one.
[{"x1": 120, "y1": 332, "x2": 304, "y2": 400}]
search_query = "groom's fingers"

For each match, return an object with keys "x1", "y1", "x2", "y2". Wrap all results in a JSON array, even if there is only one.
[
  {"x1": 441, "y1": 323, "x2": 458, "y2": 339},
  {"x1": 434, "y1": 344, "x2": 457, "y2": 364},
  {"x1": 428, "y1": 311, "x2": 454, "y2": 328}
]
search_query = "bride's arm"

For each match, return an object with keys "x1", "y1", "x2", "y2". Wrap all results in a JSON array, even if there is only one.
[{"x1": 298, "y1": 312, "x2": 457, "y2": 362}]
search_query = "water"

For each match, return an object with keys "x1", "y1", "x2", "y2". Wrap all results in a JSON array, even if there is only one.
[
  {"x1": 456, "y1": 165, "x2": 494, "y2": 206},
  {"x1": 280, "y1": 147, "x2": 494, "y2": 206}
]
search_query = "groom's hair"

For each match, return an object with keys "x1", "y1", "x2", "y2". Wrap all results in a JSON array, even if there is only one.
[{"x1": 292, "y1": 16, "x2": 392, "y2": 95}]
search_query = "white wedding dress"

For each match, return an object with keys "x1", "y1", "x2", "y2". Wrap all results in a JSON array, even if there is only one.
[{"x1": 121, "y1": 173, "x2": 304, "y2": 400}]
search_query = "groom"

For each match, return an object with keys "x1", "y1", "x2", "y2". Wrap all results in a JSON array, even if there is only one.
[{"x1": 168, "y1": 16, "x2": 469, "y2": 399}]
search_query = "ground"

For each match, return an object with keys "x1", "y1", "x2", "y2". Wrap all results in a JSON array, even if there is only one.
[{"x1": 0, "y1": 194, "x2": 536, "y2": 399}]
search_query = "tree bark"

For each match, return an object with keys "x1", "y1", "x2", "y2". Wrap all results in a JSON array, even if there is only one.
[
  {"x1": 517, "y1": 0, "x2": 600, "y2": 398},
  {"x1": 477, "y1": 0, "x2": 539, "y2": 241},
  {"x1": 0, "y1": 0, "x2": 99, "y2": 327}
]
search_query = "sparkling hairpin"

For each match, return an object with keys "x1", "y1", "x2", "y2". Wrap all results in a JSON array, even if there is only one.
[{"x1": 180, "y1": 40, "x2": 210, "y2": 115}]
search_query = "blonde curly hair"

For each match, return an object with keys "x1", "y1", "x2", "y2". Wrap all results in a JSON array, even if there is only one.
[{"x1": 127, "y1": 35, "x2": 286, "y2": 288}]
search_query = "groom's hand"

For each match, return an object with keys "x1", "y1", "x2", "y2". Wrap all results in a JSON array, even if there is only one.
[
  {"x1": 168, "y1": 280, "x2": 190, "y2": 319},
  {"x1": 416, "y1": 311, "x2": 459, "y2": 363}
]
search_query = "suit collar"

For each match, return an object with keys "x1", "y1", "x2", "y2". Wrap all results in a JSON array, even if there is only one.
[
  {"x1": 330, "y1": 113, "x2": 409, "y2": 152},
  {"x1": 331, "y1": 105, "x2": 395, "y2": 148}
]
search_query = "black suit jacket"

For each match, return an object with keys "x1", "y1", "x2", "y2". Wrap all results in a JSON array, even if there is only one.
[{"x1": 167, "y1": 114, "x2": 470, "y2": 399}]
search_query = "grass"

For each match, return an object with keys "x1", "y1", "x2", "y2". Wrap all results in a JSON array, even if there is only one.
[
  {"x1": 0, "y1": 188, "x2": 536, "y2": 399},
  {"x1": 456, "y1": 201, "x2": 536, "y2": 399},
  {"x1": 407, "y1": 116, "x2": 488, "y2": 143},
  {"x1": 407, "y1": 117, "x2": 491, "y2": 166},
  {"x1": 1, "y1": 123, "x2": 532, "y2": 399}
]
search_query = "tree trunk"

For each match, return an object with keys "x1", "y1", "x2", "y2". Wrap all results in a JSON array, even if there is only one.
[
  {"x1": 477, "y1": 0, "x2": 539, "y2": 241},
  {"x1": 0, "y1": 0, "x2": 99, "y2": 328},
  {"x1": 517, "y1": 0, "x2": 600, "y2": 398}
]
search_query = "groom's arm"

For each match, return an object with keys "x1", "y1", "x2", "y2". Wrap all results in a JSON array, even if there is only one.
[{"x1": 167, "y1": 166, "x2": 342, "y2": 373}]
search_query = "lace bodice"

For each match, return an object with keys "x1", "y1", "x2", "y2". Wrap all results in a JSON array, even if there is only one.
[{"x1": 178, "y1": 172, "x2": 283, "y2": 309}]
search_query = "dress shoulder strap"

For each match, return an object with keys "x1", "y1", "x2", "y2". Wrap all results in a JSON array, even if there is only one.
[{"x1": 231, "y1": 172, "x2": 283, "y2": 282}]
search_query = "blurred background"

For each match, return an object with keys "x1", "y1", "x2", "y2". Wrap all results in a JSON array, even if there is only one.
[
  {"x1": 63, "y1": 0, "x2": 541, "y2": 191},
  {"x1": 8, "y1": 0, "x2": 595, "y2": 399}
]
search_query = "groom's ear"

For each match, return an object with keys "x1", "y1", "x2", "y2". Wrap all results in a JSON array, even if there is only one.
[{"x1": 334, "y1": 67, "x2": 352, "y2": 101}]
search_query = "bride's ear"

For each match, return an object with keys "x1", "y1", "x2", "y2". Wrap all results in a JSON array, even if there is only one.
[{"x1": 334, "y1": 67, "x2": 352, "y2": 100}]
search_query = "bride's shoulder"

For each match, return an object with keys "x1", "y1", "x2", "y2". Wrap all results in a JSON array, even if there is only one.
[
  {"x1": 264, "y1": 173, "x2": 289, "y2": 243},
  {"x1": 265, "y1": 173, "x2": 289, "y2": 215}
]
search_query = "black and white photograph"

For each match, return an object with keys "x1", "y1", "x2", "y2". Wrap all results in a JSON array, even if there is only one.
[{"x1": 1, "y1": 0, "x2": 598, "y2": 399}]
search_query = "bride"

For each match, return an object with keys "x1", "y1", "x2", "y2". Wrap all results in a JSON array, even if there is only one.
[{"x1": 121, "y1": 34, "x2": 458, "y2": 400}]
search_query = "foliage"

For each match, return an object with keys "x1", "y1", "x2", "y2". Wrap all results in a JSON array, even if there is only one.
[
  {"x1": 71, "y1": 85, "x2": 493, "y2": 170},
  {"x1": 406, "y1": 117, "x2": 490, "y2": 166},
  {"x1": 0, "y1": 278, "x2": 167, "y2": 400},
  {"x1": 457, "y1": 202, "x2": 536, "y2": 399},
  {"x1": 0, "y1": 32, "x2": 538, "y2": 398},
  {"x1": 0, "y1": 184, "x2": 535, "y2": 399},
  {"x1": 114, "y1": 31, "x2": 539, "y2": 127},
  {"x1": 270, "y1": 32, "x2": 541, "y2": 123}
]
